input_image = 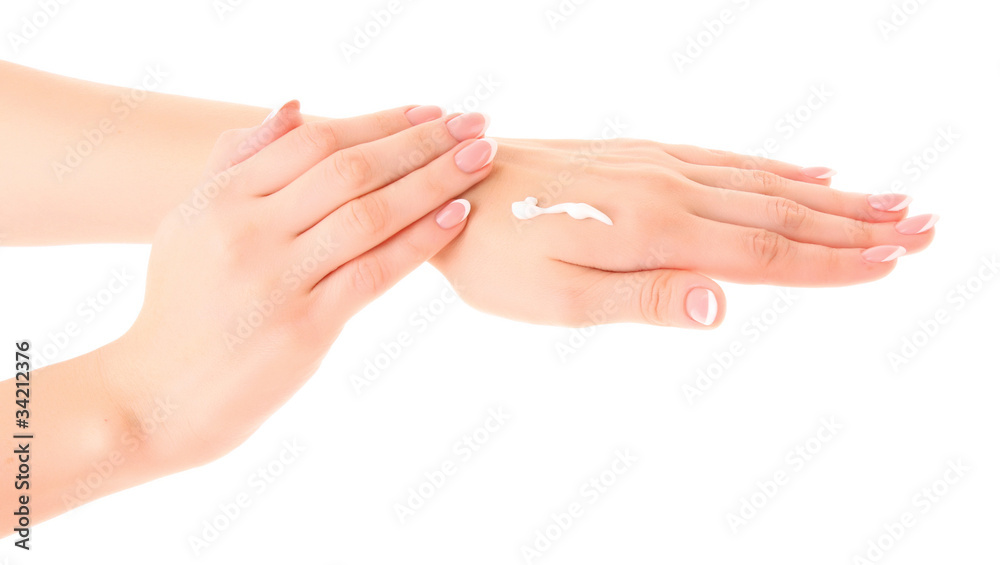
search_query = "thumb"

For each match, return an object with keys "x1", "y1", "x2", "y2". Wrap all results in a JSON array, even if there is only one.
[
  {"x1": 582, "y1": 268, "x2": 726, "y2": 329},
  {"x1": 203, "y1": 99, "x2": 303, "y2": 176}
]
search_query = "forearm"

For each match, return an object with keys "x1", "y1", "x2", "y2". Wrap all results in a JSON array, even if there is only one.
[
  {"x1": 0, "y1": 61, "x2": 282, "y2": 245},
  {"x1": 1, "y1": 346, "x2": 154, "y2": 536}
]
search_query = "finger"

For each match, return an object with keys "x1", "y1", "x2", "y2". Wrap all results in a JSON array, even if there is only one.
[
  {"x1": 235, "y1": 105, "x2": 444, "y2": 196},
  {"x1": 293, "y1": 138, "x2": 496, "y2": 287},
  {"x1": 273, "y1": 113, "x2": 488, "y2": 233},
  {"x1": 686, "y1": 217, "x2": 905, "y2": 286},
  {"x1": 308, "y1": 199, "x2": 471, "y2": 332},
  {"x1": 203, "y1": 99, "x2": 302, "y2": 176},
  {"x1": 689, "y1": 186, "x2": 938, "y2": 252},
  {"x1": 681, "y1": 166, "x2": 912, "y2": 223},
  {"x1": 662, "y1": 143, "x2": 834, "y2": 185},
  {"x1": 560, "y1": 261, "x2": 726, "y2": 328}
]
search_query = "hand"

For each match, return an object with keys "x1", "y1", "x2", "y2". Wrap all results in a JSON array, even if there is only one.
[
  {"x1": 432, "y1": 138, "x2": 935, "y2": 328},
  {"x1": 98, "y1": 103, "x2": 496, "y2": 470}
]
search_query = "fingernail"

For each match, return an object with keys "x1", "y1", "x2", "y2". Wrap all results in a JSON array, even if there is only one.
[
  {"x1": 261, "y1": 100, "x2": 299, "y2": 125},
  {"x1": 436, "y1": 199, "x2": 471, "y2": 229},
  {"x1": 862, "y1": 245, "x2": 906, "y2": 263},
  {"x1": 405, "y1": 105, "x2": 443, "y2": 126},
  {"x1": 868, "y1": 193, "x2": 912, "y2": 212},
  {"x1": 686, "y1": 288, "x2": 718, "y2": 326},
  {"x1": 801, "y1": 166, "x2": 837, "y2": 179},
  {"x1": 455, "y1": 138, "x2": 498, "y2": 173},
  {"x1": 446, "y1": 112, "x2": 489, "y2": 141},
  {"x1": 895, "y1": 213, "x2": 939, "y2": 235}
]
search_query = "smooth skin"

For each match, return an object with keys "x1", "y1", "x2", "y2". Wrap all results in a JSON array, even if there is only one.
[
  {"x1": 0, "y1": 63, "x2": 938, "y2": 530},
  {"x1": 1, "y1": 101, "x2": 494, "y2": 530},
  {"x1": 0, "y1": 61, "x2": 936, "y2": 331},
  {"x1": 433, "y1": 138, "x2": 935, "y2": 327}
]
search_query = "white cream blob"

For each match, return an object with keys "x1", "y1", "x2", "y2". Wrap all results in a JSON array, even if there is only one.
[{"x1": 511, "y1": 197, "x2": 613, "y2": 226}]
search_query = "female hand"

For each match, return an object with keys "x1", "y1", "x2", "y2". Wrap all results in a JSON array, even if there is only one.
[
  {"x1": 99, "y1": 102, "x2": 497, "y2": 471},
  {"x1": 432, "y1": 138, "x2": 935, "y2": 328}
]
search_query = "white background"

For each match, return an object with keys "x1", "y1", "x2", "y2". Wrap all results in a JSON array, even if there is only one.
[{"x1": 1, "y1": 0, "x2": 998, "y2": 563}]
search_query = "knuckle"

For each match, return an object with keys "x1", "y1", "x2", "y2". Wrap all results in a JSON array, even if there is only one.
[
  {"x1": 746, "y1": 229, "x2": 790, "y2": 279},
  {"x1": 350, "y1": 256, "x2": 388, "y2": 296},
  {"x1": 638, "y1": 271, "x2": 677, "y2": 326},
  {"x1": 298, "y1": 121, "x2": 341, "y2": 155},
  {"x1": 751, "y1": 169, "x2": 786, "y2": 194},
  {"x1": 374, "y1": 110, "x2": 399, "y2": 135},
  {"x1": 845, "y1": 218, "x2": 875, "y2": 245},
  {"x1": 769, "y1": 197, "x2": 809, "y2": 231},
  {"x1": 345, "y1": 195, "x2": 390, "y2": 237},
  {"x1": 332, "y1": 148, "x2": 374, "y2": 187}
]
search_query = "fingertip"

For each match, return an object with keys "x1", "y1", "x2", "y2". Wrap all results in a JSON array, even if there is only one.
[
  {"x1": 405, "y1": 105, "x2": 444, "y2": 126},
  {"x1": 685, "y1": 285, "x2": 725, "y2": 328},
  {"x1": 435, "y1": 199, "x2": 472, "y2": 230}
]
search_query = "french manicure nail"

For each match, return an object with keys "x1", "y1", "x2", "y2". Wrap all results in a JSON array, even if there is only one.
[
  {"x1": 436, "y1": 199, "x2": 471, "y2": 229},
  {"x1": 455, "y1": 138, "x2": 498, "y2": 173},
  {"x1": 405, "y1": 105, "x2": 443, "y2": 126},
  {"x1": 801, "y1": 166, "x2": 837, "y2": 179},
  {"x1": 446, "y1": 112, "x2": 489, "y2": 141},
  {"x1": 862, "y1": 245, "x2": 906, "y2": 263},
  {"x1": 895, "y1": 214, "x2": 939, "y2": 235},
  {"x1": 868, "y1": 193, "x2": 912, "y2": 212},
  {"x1": 686, "y1": 288, "x2": 718, "y2": 326},
  {"x1": 261, "y1": 100, "x2": 299, "y2": 125},
  {"x1": 262, "y1": 106, "x2": 280, "y2": 124}
]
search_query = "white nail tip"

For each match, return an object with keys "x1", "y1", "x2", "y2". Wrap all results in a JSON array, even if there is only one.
[
  {"x1": 454, "y1": 199, "x2": 471, "y2": 222},
  {"x1": 882, "y1": 247, "x2": 907, "y2": 262},
  {"x1": 262, "y1": 106, "x2": 280, "y2": 124},
  {"x1": 702, "y1": 289, "x2": 718, "y2": 325},
  {"x1": 484, "y1": 138, "x2": 499, "y2": 161},
  {"x1": 888, "y1": 196, "x2": 913, "y2": 212},
  {"x1": 916, "y1": 214, "x2": 940, "y2": 234}
]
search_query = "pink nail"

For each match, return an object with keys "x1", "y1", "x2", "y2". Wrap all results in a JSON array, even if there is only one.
[
  {"x1": 455, "y1": 138, "x2": 498, "y2": 173},
  {"x1": 895, "y1": 214, "x2": 939, "y2": 235},
  {"x1": 436, "y1": 199, "x2": 471, "y2": 229},
  {"x1": 446, "y1": 113, "x2": 489, "y2": 141},
  {"x1": 261, "y1": 100, "x2": 300, "y2": 124},
  {"x1": 868, "y1": 193, "x2": 912, "y2": 212},
  {"x1": 862, "y1": 245, "x2": 906, "y2": 263},
  {"x1": 685, "y1": 288, "x2": 718, "y2": 326},
  {"x1": 404, "y1": 105, "x2": 443, "y2": 126},
  {"x1": 801, "y1": 166, "x2": 837, "y2": 179}
]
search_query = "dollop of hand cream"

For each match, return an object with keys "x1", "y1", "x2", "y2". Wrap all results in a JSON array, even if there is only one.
[{"x1": 511, "y1": 197, "x2": 613, "y2": 226}]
